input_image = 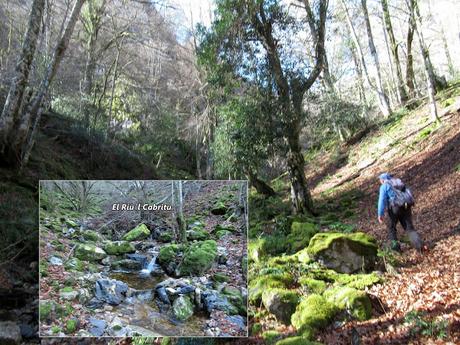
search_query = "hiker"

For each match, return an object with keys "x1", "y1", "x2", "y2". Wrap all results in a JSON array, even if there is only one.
[{"x1": 377, "y1": 173, "x2": 422, "y2": 252}]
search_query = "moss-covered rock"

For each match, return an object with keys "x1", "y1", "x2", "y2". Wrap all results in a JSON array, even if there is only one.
[
  {"x1": 249, "y1": 273, "x2": 293, "y2": 304},
  {"x1": 262, "y1": 288, "x2": 300, "y2": 325},
  {"x1": 103, "y1": 241, "x2": 135, "y2": 255},
  {"x1": 307, "y1": 232, "x2": 378, "y2": 273},
  {"x1": 187, "y1": 227, "x2": 210, "y2": 241},
  {"x1": 74, "y1": 243, "x2": 107, "y2": 262},
  {"x1": 216, "y1": 230, "x2": 232, "y2": 238},
  {"x1": 291, "y1": 294, "x2": 337, "y2": 335},
  {"x1": 298, "y1": 277, "x2": 327, "y2": 294},
  {"x1": 122, "y1": 223, "x2": 150, "y2": 241},
  {"x1": 249, "y1": 235, "x2": 288, "y2": 263},
  {"x1": 214, "y1": 224, "x2": 236, "y2": 233},
  {"x1": 287, "y1": 222, "x2": 318, "y2": 253},
  {"x1": 222, "y1": 286, "x2": 246, "y2": 315},
  {"x1": 172, "y1": 295, "x2": 194, "y2": 321},
  {"x1": 211, "y1": 201, "x2": 227, "y2": 215},
  {"x1": 262, "y1": 330, "x2": 282, "y2": 344},
  {"x1": 64, "y1": 258, "x2": 85, "y2": 272},
  {"x1": 82, "y1": 230, "x2": 102, "y2": 242},
  {"x1": 158, "y1": 231, "x2": 174, "y2": 242},
  {"x1": 178, "y1": 240, "x2": 217, "y2": 276},
  {"x1": 111, "y1": 259, "x2": 142, "y2": 271},
  {"x1": 158, "y1": 244, "x2": 181, "y2": 275},
  {"x1": 323, "y1": 286, "x2": 372, "y2": 321},
  {"x1": 39, "y1": 300, "x2": 55, "y2": 321},
  {"x1": 275, "y1": 336, "x2": 323, "y2": 345},
  {"x1": 213, "y1": 272, "x2": 229, "y2": 283}
]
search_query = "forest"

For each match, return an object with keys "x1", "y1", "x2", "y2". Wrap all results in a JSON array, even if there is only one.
[{"x1": 0, "y1": 0, "x2": 459, "y2": 344}]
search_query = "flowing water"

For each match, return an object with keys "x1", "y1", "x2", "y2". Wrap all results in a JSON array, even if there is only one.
[{"x1": 108, "y1": 270, "x2": 208, "y2": 336}]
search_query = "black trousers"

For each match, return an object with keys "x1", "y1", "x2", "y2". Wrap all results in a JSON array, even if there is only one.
[{"x1": 387, "y1": 204, "x2": 416, "y2": 241}]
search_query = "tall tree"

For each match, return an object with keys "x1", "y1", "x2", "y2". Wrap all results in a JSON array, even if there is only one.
[
  {"x1": 360, "y1": 0, "x2": 391, "y2": 116},
  {"x1": 381, "y1": 0, "x2": 408, "y2": 105},
  {"x1": 407, "y1": 0, "x2": 439, "y2": 122},
  {"x1": 405, "y1": 0, "x2": 416, "y2": 99},
  {"x1": 340, "y1": 0, "x2": 391, "y2": 117},
  {"x1": 0, "y1": 0, "x2": 45, "y2": 158},
  {"x1": 18, "y1": 0, "x2": 86, "y2": 167}
]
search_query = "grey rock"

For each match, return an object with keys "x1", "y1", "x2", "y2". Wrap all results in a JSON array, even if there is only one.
[
  {"x1": 95, "y1": 279, "x2": 128, "y2": 305},
  {"x1": 225, "y1": 315, "x2": 246, "y2": 331},
  {"x1": 0, "y1": 321, "x2": 22, "y2": 345},
  {"x1": 88, "y1": 318, "x2": 106, "y2": 336},
  {"x1": 48, "y1": 256, "x2": 63, "y2": 266},
  {"x1": 202, "y1": 290, "x2": 239, "y2": 315}
]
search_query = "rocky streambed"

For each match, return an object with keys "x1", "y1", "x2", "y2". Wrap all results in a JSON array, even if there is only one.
[{"x1": 39, "y1": 221, "x2": 248, "y2": 337}]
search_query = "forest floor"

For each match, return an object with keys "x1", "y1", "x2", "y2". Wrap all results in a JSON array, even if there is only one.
[{"x1": 307, "y1": 89, "x2": 460, "y2": 344}]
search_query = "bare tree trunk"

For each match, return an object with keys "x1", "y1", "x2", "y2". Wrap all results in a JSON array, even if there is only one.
[
  {"x1": 381, "y1": 0, "x2": 408, "y2": 104},
  {"x1": 340, "y1": 0, "x2": 391, "y2": 117},
  {"x1": 174, "y1": 181, "x2": 187, "y2": 244},
  {"x1": 406, "y1": 2, "x2": 416, "y2": 99},
  {"x1": 246, "y1": 169, "x2": 276, "y2": 197},
  {"x1": 361, "y1": 0, "x2": 391, "y2": 117},
  {"x1": 19, "y1": 0, "x2": 86, "y2": 167},
  {"x1": 348, "y1": 36, "x2": 368, "y2": 108},
  {"x1": 107, "y1": 43, "x2": 121, "y2": 138},
  {"x1": 440, "y1": 25, "x2": 455, "y2": 78},
  {"x1": 0, "y1": 0, "x2": 45, "y2": 159},
  {"x1": 408, "y1": 0, "x2": 439, "y2": 122}
]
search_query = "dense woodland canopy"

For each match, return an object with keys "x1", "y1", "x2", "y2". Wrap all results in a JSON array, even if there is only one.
[{"x1": 0, "y1": 0, "x2": 458, "y2": 211}]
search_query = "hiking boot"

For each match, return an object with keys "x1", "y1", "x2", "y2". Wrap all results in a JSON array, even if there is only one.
[
  {"x1": 407, "y1": 231, "x2": 422, "y2": 252},
  {"x1": 390, "y1": 240, "x2": 401, "y2": 252}
]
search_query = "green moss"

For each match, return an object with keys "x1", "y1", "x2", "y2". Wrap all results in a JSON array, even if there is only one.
[
  {"x1": 307, "y1": 232, "x2": 377, "y2": 257},
  {"x1": 60, "y1": 287, "x2": 73, "y2": 293},
  {"x1": 178, "y1": 240, "x2": 217, "y2": 276},
  {"x1": 51, "y1": 325, "x2": 61, "y2": 334},
  {"x1": 291, "y1": 294, "x2": 338, "y2": 335},
  {"x1": 222, "y1": 286, "x2": 246, "y2": 315},
  {"x1": 287, "y1": 222, "x2": 318, "y2": 253},
  {"x1": 187, "y1": 227, "x2": 210, "y2": 241},
  {"x1": 112, "y1": 325, "x2": 122, "y2": 331},
  {"x1": 82, "y1": 230, "x2": 101, "y2": 242},
  {"x1": 298, "y1": 277, "x2": 327, "y2": 294},
  {"x1": 275, "y1": 336, "x2": 323, "y2": 345},
  {"x1": 214, "y1": 224, "x2": 236, "y2": 232},
  {"x1": 216, "y1": 229, "x2": 232, "y2": 238},
  {"x1": 158, "y1": 231, "x2": 174, "y2": 242},
  {"x1": 158, "y1": 244, "x2": 181, "y2": 264},
  {"x1": 39, "y1": 301, "x2": 54, "y2": 321},
  {"x1": 262, "y1": 330, "x2": 281, "y2": 344},
  {"x1": 213, "y1": 272, "x2": 229, "y2": 283},
  {"x1": 74, "y1": 243, "x2": 107, "y2": 262},
  {"x1": 323, "y1": 286, "x2": 372, "y2": 321},
  {"x1": 249, "y1": 273, "x2": 293, "y2": 304},
  {"x1": 66, "y1": 319, "x2": 77, "y2": 333},
  {"x1": 249, "y1": 235, "x2": 288, "y2": 263},
  {"x1": 343, "y1": 273, "x2": 382, "y2": 289},
  {"x1": 122, "y1": 223, "x2": 150, "y2": 241},
  {"x1": 172, "y1": 295, "x2": 194, "y2": 321},
  {"x1": 211, "y1": 201, "x2": 227, "y2": 215},
  {"x1": 262, "y1": 288, "x2": 300, "y2": 324},
  {"x1": 103, "y1": 241, "x2": 136, "y2": 255},
  {"x1": 295, "y1": 248, "x2": 312, "y2": 264},
  {"x1": 251, "y1": 322, "x2": 262, "y2": 335}
]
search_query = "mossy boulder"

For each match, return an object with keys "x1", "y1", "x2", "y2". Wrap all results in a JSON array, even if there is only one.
[
  {"x1": 211, "y1": 201, "x2": 227, "y2": 215},
  {"x1": 64, "y1": 258, "x2": 85, "y2": 272},
  {"x1": 111, "y1": 259, "x2": 142, "y2": 271},
  {"x1": 187, "y1": 228, "x2": 210, "y2": 241},
  {"x1": 82, "y1": 230, "x2": 102, "y2": 242},
  {"x1": 307, "y1": 232, "x2": 378, "y2": 273},
  {"x1": 213, "y1": 272, "x2": 229, "y2": 283},
  {"x1": 178, "y1": 240, "x2": 217, "y2": 276},
  {"x1": 158, "y1": 244, "x2": 182, "y2": 275},
  {"x1": 66, "y1": 319, "x2": 78, "y2": 333},
  {"x1": 216, "y1": 230, "x2": 232, "y2": 238},
  {"x1": 74, "y1": 243, "x2": 107, "y2": 262},
  {"x1": 222, "y1": 286, "x2": 246, "y2": 315},
  {"x1": 249, "y1": 273, "x2": 293, "y2": 304},
  {"x1": 323, "y1": 286, "x2": 372, "y2": 321},
  {"x1": 214, "y1": 224, "x2": 236, "y2": 233},
  {"x1": 172, "y1": 295, "x2": 194, "y2": 321},
  {"x1": 249, "y1": 235, "x2": 288, "y2": 263},
  {"x1": 262, "y1": 288, "x2": 300, "y2": 325},
  {"x1": 291, "y1": 294, "x2": 337, "y2": 336},
  {"x1": 262, "y1": 330, "x2": 282, "y2": 344},
  {"x1": 103, "y1": 241, "x2": 136, "y2": 255},
  {"x1": 298, "y1": 277, "x2": 327, "y2": 294},
  {"x1": 122, "y1": 223, "x2": 150, "y2": 241},
  {"x1": 287, "y1": 222, "x2": 318, "y2": 253}
]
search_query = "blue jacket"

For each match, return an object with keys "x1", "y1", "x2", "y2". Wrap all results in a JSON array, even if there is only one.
[{"x1": 377, "y1": 182, "x2": 395, "y2": 217}]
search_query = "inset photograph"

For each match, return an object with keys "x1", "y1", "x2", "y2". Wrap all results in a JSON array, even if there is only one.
[{"x1": 38, "y1": 180, "x2": 248, "y2": 337}]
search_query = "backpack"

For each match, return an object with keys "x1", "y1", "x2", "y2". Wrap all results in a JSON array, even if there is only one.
[{"x1": 387, "y1": 178, "x2": 415, "y2": 208}]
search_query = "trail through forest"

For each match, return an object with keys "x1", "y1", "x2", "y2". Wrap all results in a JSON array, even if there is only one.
[{"x1": 310, "y1": 96, "x2": 460, "y2": 344}]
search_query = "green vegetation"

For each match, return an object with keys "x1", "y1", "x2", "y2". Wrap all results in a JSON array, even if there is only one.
[
  {"x1": 122, "y1": 223, "x2": 150, "y2": 241},
  {"x1": 404, "y1": 310, "x2": 448, "y2": 339},
  {"x1": 178, "y1": 240, "x2": 217, "y2": 276},
  {"x1": 324, "y1": 286, "x2": 372, "y2": 321},
  {"x1": 103, "y1": 241, "x2": 136, "y2": 255}
]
